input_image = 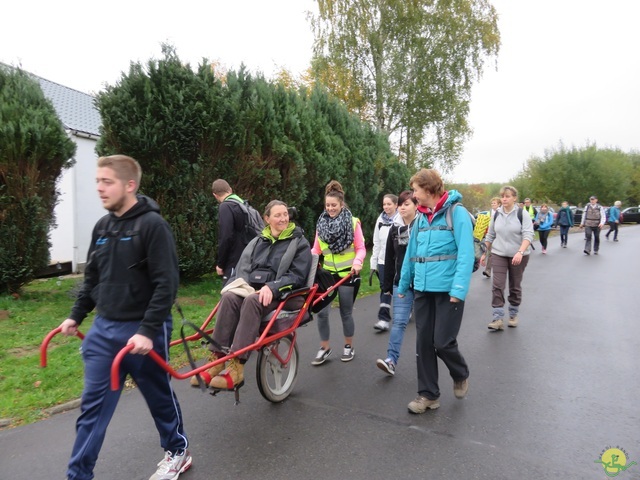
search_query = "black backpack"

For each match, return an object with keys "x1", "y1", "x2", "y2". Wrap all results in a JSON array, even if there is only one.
[{"x1": 227, "y1": 197, "x2": 265, "y2": 245}]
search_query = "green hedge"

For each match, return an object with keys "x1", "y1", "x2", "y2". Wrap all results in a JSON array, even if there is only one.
[
  {"x1": 96, "y1": 47, "x2": 409, "y2": 279},
  {"x1": 0, "y1": 68, "x2": 76, "y2": 293}
]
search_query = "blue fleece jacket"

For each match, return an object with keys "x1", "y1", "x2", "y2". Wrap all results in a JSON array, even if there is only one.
[
  {"x1": 534, "y1": 210, "x2": 554, "y2": 231},
  {"x1": 608, "y1": 206, "x2": 620, "y2": 222},
  {"x1": 397, "y1": 190, "x2": 474, "y2": 301}
]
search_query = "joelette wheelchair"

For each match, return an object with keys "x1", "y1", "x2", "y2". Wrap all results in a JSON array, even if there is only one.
[{"x1": 41, "y1": 256, "x2": 350, "y2": 404}]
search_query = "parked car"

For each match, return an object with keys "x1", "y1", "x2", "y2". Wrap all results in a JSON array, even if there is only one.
[
  {"x1": 570, "y1": 207, "x2": 583, "y2": 226},
  {"x1": 621, "y1": 207, "x2": 640, "y2": 223}
]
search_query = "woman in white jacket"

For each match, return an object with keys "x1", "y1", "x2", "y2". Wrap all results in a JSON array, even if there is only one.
[{"x1": 371, "y1": 194, "x2": 399, "y2": 331}]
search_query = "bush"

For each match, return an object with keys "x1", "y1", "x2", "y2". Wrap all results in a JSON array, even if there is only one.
[
  {"x1": 0, "y1": 67, "x2": 76, "y2": 293},
  {"x1": 95, "y1": 46, "x2": 409, "y2": 279}
]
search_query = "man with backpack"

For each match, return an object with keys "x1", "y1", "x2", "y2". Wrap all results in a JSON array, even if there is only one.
[
  {"x1": 580, "y1": 195, "x2": 606, "y2": 255},
  {"x1": 212, "y1": 179, "x2": 264, "y2": 285}
]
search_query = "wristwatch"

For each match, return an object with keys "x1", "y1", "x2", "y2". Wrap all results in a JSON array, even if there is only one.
[{"x1": 518, "y1": 250, "x2": 525, "y2": 255}]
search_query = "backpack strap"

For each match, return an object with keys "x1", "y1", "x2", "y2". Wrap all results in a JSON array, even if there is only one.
[
  {"x1": 494, "y1": 207, "x2": 523, "y2": 225},
  {"x1": 410, "y1": 254, "x2": 458, "y2": 263},
  {"x1": 225, "y1": 196, "x2": 248, "y2": 213}
]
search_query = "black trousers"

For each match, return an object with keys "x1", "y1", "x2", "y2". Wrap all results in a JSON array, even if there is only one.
[{"x1": 414, "y1": 291, "x2": 469, "y2": 400}]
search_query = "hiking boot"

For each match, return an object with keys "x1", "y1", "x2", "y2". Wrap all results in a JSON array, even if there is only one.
[
  {"x1": 408, "y1": 395, "x2": 440, "y2": 413},
  {"x1": 311, "y1": 347, "x2": 332, "y2": 366},
  {"x1": 487, "y1": 319, "x2": 504, "y2": 331},
  {"x1": 341, "y1": 344, "x2": 355, "y2": 362},
  {"x1": 189, "y1": 354, "x2": 224, "y2": 387},
  {"x1": 453, "y1": 378, "x2": 469, "y2": 399},
  {"x1": 373, "y1": 320, "x2": 390, "y2": 331},
  {"x1": 208, "y1": 358, "x2": 244, "y2": 390},
  {"x1": 149, "y1": 450, "x2": 192, "y2": 480},
  {"x1": 508, "y1": 316, "x2": 518, "y2": 328},
  {"x1": 376, "y1": 358, "x2": 395, "y2": 376}
]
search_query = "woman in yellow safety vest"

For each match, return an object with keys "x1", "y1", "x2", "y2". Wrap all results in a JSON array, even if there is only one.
[{"x1": 311, "y1": 180, "x2": 366, "y2": 366}]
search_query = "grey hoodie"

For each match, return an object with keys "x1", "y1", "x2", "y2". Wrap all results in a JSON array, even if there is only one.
[{"x1": 485, "y1": 207, "x2": 534, "y2": 257}]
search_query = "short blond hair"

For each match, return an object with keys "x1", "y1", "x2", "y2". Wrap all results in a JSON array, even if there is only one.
[
  {"x1": 97, "y1": 155, "x2": 142, "y2": 192},
  {"x1": 500, "y1": 185, "x2": 518, "y2": 199}
]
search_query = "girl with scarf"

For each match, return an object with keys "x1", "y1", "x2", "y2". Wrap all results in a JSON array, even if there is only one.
[
  {"x1": 371, "y1": 193, "x2": 400, "y2": 332},
  {"x1": 311, "y1": 180, "x2": 366, "y2": 365},
  {"x1": 534, "y1": 204, "x2": 554, "y2": 253}
]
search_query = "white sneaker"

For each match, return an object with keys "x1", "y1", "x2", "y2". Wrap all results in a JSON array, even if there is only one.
[
  {"x1": 311, "y1": 347, "x2": 332, "y2": 366},
  {"x1": 149, "y1": 450, "x2": 192, "y2": 480},
  {"x1": 341, "y1": 344, "x2": 355, "y2": 362},
  {"x1": 373, "y1": 320, "x2": 390, "y2": 331}
]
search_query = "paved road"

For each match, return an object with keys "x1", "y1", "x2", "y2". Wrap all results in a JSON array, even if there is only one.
[{"x1": 2, "y1": 227, "x2": 639, "y2": 480}]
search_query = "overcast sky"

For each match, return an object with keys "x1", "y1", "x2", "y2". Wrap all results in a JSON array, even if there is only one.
[{"x1": 2, "y1": 0, "x2": 639, "y2": 185}]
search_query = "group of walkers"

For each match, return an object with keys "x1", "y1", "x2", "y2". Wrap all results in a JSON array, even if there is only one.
[
  {"x1": 56, "y1": 152, "x2": 626, "y2": 480},
  {"x1": 517, "y1": 194, "x2": 623, "y2": 255}
]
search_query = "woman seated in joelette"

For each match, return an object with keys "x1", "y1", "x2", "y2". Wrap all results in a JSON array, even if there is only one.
[{"x1": 192, "y1": 200, "x2": 312, "y2": 390}]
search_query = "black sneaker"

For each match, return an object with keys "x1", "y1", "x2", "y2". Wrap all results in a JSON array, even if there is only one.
[
  {"x1": 340, "y1": 344, "x2": 355, "y2": 362},
  {"x1": 311, "y1": 347, "x2": 332, "y2": 366}
]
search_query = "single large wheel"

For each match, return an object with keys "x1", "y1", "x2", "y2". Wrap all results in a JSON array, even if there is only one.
[{"x1": 256, "y1": 335, "x2": 299, "y2": 403}]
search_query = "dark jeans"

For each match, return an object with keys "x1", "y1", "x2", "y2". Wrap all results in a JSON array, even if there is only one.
[
  {"x1": 414, "y1": 291, "x2": 469, "y2": 400},
  {"x1": 584, "y1": 225, "x2": 601, "y2": 252},
  {"x1": 377, "y1": 263, "x2": 392, "y2": 322},
  {"x1": 559, "y1": 225, "x2": 570, "y2": 245},
  {"x1": 606, "y1": 222, "x2": 618, "y2": 240},
  {"x1": 538, "y1": 229, "x2": 550, "y2": 249}
]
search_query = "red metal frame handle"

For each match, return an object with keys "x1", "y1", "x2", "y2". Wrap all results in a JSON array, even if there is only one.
[
  {"x1": 311, "y1": 273, "x2": 353, "y2": 309},
  {"x1": 40, "y1": 327, "x2": 85, "y2": 367},
  {"x1": 110, "y1": 345, "x2": 195, "y2": 391}
]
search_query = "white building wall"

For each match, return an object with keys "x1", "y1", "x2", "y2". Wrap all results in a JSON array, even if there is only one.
[{"x1": 48, "y1": 135, "x2": 103, "y2": 271}]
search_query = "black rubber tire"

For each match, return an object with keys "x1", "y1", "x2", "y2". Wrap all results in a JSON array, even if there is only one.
[{"x1": 256, "y1": 336, "x2": 299, "y2": 403}]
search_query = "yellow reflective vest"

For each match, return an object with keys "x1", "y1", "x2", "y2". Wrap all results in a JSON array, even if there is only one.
[{"x1": 318, "y1": 217, "x2": 360, "y2": 278}]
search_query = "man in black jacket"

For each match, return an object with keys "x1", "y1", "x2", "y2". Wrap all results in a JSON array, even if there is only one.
[
  {"x1": 59, "y1": 155, "x2": 191, "y2": 480},
  {"x1": 212, "y1": 179, "x2": 249, "y2": 284}
]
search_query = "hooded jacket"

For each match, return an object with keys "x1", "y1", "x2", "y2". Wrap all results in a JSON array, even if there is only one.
[
  {"x1": 216, "y1": 193, "x2": 249, "y2": 271},
  {"x1": 382, "y1": 214, "x2": 415, "y2": 293},
  {"x1": 69, "y1": 195, "x2": 179, "y2": 339},
  {"x1": 397, "y1": 190, "x2": 474, "y2": 301},
  {"x1": 534, "y1": 210, "x2": 554, "y2": 231},
  {"x1": 370, "y1": 210, "x2": 400, "y2": 269},
  {"x1": 232, "y1": 223, "x2": 311, "y2": 299}
]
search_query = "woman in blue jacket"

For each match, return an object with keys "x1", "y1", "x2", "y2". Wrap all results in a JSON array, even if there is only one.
[
  {"x1": 398, "y1": 169, "x2": 474, "y2": 414},
  {"x1": 534, "y1": 203, "x2": 554, "y2": 253},
  {"x1": 605, "y1": 201, "x2": 622, "y2": 241}
]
